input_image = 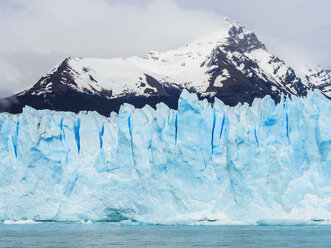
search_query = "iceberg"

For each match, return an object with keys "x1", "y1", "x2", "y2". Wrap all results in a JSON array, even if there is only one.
[
  {"x1": 3, "y1": 219, "x2": 41, "y2": 225},
  {"x1": 0, "y1": 90, "x2": 330, "y2": 225}
]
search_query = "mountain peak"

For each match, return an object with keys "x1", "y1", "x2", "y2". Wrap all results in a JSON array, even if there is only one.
[
  {"x1": 227, "y1": 24, "x2": 267, "y2": 52},
  {"x1": 190, "y1": 17, "x2": 266, "y2": 54}
]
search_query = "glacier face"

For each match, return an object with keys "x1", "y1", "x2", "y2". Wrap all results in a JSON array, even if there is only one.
[{"x1": 0, "y1": 90, "x2": 330, "y2": 225}]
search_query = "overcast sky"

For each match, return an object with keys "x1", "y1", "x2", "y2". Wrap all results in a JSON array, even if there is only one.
[{"x1": 0, "y1": 0, "x2": 330, "y2": 97}]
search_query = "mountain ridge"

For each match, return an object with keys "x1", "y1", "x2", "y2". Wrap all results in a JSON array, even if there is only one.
[{"x1": 0, "y1": 18, "x2": 330, "y2": 116}]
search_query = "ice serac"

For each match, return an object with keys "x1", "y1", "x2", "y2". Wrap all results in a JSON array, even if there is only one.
[{"x1": 0, "y1": 90, "x2": 330, "y2": 224}]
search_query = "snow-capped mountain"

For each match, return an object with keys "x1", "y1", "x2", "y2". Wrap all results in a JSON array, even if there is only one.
[
  {"x1": 303, "y1": 66, "x2": 331, "y2": 96},
  {"x1": 0, "y1": 18, "x2": 330, "y2": 116}
]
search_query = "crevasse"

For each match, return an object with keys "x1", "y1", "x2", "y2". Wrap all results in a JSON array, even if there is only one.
[{"x1": 0, "y1": 90, "x2": 330, "y2": 225}]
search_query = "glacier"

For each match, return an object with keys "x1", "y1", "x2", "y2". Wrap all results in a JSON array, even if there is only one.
[{"x1": 0, "y1": 90, "x2": 330, "y2": 225}]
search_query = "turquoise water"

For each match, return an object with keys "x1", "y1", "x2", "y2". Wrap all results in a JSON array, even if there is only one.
[{"x1": 0, "y1": 223, "x2": 330, "y2": 247}]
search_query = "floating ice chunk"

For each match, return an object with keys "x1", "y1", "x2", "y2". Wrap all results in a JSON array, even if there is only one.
[{"x1": 3, "y1": 219, "x2": 41, "y2": 224}]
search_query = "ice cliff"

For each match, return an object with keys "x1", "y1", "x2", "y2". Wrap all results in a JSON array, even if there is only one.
[{"x1": 0, "y1": 90, "x2": 330, "y2": 225}]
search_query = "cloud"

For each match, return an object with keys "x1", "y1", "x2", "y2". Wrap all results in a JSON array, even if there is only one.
[
  {"x1": 0, "y1": 0, "x2": 330, "y2": 98},
  {"x1": 0, "y1": 96, "x2": 19, "y2": 113},
  {"x1": 0, "y1": 0, "x2": 224, "y2": 97}
]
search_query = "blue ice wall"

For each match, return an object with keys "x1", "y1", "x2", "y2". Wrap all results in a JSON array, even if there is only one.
[{"x1": 0, "y1": 90, "x2": 330, "y2": 224}]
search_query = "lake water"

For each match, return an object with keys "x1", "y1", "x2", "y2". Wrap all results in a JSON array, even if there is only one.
[{"x1": 0, "y1": 223, "x2": 330, "y2": 248}]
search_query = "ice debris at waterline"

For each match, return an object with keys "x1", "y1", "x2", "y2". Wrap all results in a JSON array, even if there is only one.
[{"x1": 0, "y1": 90, "x2": 330, "y2": 225}]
